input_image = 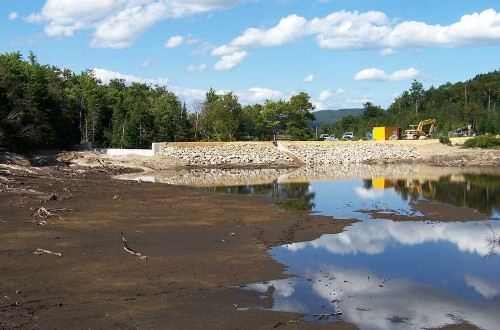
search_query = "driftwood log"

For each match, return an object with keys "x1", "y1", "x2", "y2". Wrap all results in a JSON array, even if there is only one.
[{"x1": 122, "y1": 236, "x2": 147, "y2": 260}]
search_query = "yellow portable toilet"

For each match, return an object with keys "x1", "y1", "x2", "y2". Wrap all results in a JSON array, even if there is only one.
[
  {"x1": 373, "y1": 127, "x2": 401, "y2": 140},
  {"x1": 372, "y1": 178, "x2": 395, "y2": 189}
]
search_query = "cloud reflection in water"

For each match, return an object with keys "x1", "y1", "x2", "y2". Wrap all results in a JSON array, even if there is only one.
[
  {"x1": 285, "y1": 219, "x2": 500, "y2": 257},
  {"x1": 242, "y1": 220, "x2": 500, "y2": 329}
]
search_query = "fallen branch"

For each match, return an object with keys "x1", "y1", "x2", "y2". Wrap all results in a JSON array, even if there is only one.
[
  {"x1": 122, "y1": 237, "x2": 147, "y2": 260},
  {"x1": 54, "y1": 208, "x2": 74, "y2": 211},
  {"x1": 33, "y1": 207, "x2": 62, "y2": 219},
  {"x1": 97, "y1": 159, "x2": 109, "y2": 173},
  {"x1": 314, "y1": 311, "x2": 342, "y2": 320},
  {"x1": 33, "y1": 248, "x2": 62, "y2": 257},
  {"x1": 32, "y1": 207, "x2": 64, "y2": 221}
]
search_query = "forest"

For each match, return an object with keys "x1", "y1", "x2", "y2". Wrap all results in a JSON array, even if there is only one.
[
  {"x1": 322, "y1": 73, "x2": 500, "y2": 139},
  {"x1": 0, "y1": 51, "x2": 499, "y2": 151}
]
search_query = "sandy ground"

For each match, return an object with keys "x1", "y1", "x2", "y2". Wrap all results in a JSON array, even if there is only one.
[{"x1": 1, "y1": 141, "x2": 498, "y2": 329}]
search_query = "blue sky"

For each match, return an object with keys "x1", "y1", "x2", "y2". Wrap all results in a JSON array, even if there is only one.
[{"x1": 1, "y1": 0, "x2": 499, "y2": 110}]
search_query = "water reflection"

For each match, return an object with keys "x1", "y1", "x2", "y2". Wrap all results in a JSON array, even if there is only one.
[
  {"x1": 285, "y1": 219, "x2": 500, "y2": 257},
  {"x1": 230, "y1": 170, "x2": 500, "y2": 329},
  {"x1": 370, "y1": 174, "x2": 500, "y2": 216},
  {"x1": 241, "y1": 219, "x2": 500, "y2": 329},
  {"x1": 243, "y1": 263, "x2": 500, "y2": 329},
  {"x1": 204, "y1": 173, "x2": 500, "y2": 218},
  {"x1": 204, "y1": 182, "x2": 316, "y2": 212}
]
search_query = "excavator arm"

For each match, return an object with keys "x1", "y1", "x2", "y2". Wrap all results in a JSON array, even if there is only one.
[
  {"x1": 405, "y1": 118, "x2": 436, "y2": 139},
  {"x1": 417, "y1": 119, "x2": 436, "y2": 133}
]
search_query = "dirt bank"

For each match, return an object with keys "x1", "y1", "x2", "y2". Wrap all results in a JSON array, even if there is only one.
[{"x1": 0, "y1": 160, "x2": 357, "y2": 329}]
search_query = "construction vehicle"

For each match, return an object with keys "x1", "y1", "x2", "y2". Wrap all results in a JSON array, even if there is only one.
[
  {"x1": 404, "y1": 119, "x2": 436, "y2": 140},
  {"x1": 405, "y1": 180, "x2": 436, "y2": 198},
  {"x1": 448, "y1": 124, "x2": 477, "y2": 137}
]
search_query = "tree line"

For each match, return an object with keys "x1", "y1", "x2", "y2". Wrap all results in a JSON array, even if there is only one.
[
  {"x1": 0, "y1": 51, "x2": 316, "y2": 151},
  {"x1": 1, "y1": 51, "x2": 499, "y2": 151},
  {"x1": 322, "y1": 72, "x2": 500, "y2": 139}
]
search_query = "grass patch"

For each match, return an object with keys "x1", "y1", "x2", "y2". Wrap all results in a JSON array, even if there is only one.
[
  {"x1": 463, "y1": 136, "x2": 500, "y2": 149},
  {"x1": 439, "y1": 136, "x2": 451, "y2": 145}
]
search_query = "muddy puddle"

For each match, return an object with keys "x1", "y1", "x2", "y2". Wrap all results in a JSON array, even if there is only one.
[{"x1": 120, "y1": 164, "x2": 500, "y2": 329}]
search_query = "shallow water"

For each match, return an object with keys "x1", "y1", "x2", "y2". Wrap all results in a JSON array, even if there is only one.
[
  {"x1": 121, "y1": 165, "x2": 500, "y2": 328},
  {"x1": 209, "y1": 170, "x2": 500, "y2": 329},
  {"x1": 247, "y1": 217, "x2": 500, "y2": 329}
]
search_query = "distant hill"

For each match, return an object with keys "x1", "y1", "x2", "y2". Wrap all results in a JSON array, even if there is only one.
[{"x1": 309, "y1": 108, "x2": 363, "y2": 127}]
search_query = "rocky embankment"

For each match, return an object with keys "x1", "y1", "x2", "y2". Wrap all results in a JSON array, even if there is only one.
[
  {"x1": 286, "y1": 143, "x2": 419, "y2": 165},
  {"x1": 159, "y1": 143, "x2": 295, "y2": 166},
  {"x1": 159, "y1": 142, "x2": 420, "y2": 167}
]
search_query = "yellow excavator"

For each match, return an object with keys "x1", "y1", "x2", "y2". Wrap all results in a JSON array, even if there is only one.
[
  {"x1": 405, "y1": 180, "x2": 436, "y2": 198},
  {"x1": 404, "y1": 119, "x2": 436, "y2": 140}
]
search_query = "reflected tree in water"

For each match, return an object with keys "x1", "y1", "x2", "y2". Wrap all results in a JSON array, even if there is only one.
[
  {"x1": 485, "y1": 222, "x2": 500, "y2": 258},
  {"x1": 276, "y1": 182, "x2": 316, "y2": 212},
  {"x1": 388, "y1": 174, "x2": 500, "y2": 216},
  {"x1": 204, "y1": 181, "x2": 315, "y2": 212}
]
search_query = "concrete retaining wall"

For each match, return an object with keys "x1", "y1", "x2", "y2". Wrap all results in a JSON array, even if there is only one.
[{"x1": 94, "y1": 142, "x2": 166, "y2": 157}]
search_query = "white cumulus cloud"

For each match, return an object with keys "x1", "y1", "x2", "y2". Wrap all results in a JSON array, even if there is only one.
[
  {"x1": 389, "y1": 68, "x2": 422, "y2": 81},
  {"x1": 92, "y1": 68, "x2": 168, "y2": 86},
  {"x1": 303, "y1": 74, "x2": 314, "y2": 83},
  {"x1": 165, "y1": 36, "x2": 184, "y2": 49},
  {"x1": 89, "y1": 68, "x2": 288, "y2": 107},
  {"x1": 318, "y1": 90, "x2": 333, "y2": 102},
  {"x1": 380, "y1": 48, "x2": 394, "y2": 56},
  {"x1": 353, "y1": 68, "x2": 387, "y2": 80},
  {"x1": 8, "y1": 12, "x2": 19, "y2": 21},
  {"x1": 26, "y1": 0, "x2": 248, "y2": 48},
  {"x1": 220, "y1": 8, "x2": 500, "y2": 58},
  {"x1": 214, "y1": 51, "x2": 247, "y2": 71},
  {"x1": 311, "y1": 10, "x2": 392, "y2": 50},
  {"x1": 211, "y1": 45, "x2": 240, "y2": 56},
  {"x1": 91, "y1": 2, "x2": 168, "y2": 48},
  {"x1": 314, "y1": 88, "x2": 346, "y2": 110},
  {"x1": 232, "y1": 14, "x2": 308, "y2": 47},
  {"x1": 318, "y1": 88, "x2": 343, "y2": 101},
  {"x1": 354, "y1": 67, "x2": 421, "y2": 81},
  {"x1": 186, "y1": 64, "x2": 206, "y2": 73},
  {"x1": 243, "y1": 87, "x2": 284, "y2": 103},
  {"x1": 386, "y1": 9, "x2": 500, "y2": 49}
]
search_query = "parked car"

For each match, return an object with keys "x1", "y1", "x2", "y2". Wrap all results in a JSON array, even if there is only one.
[
  {"x1": 342, "y1": 132, "x2": 355, "y2": 140},
  {"x1": 319, "y1": 134, "x2": 330, "y2": 140},
  {"x1": 325, "y1": 135, "x2": 338, "y2": 141}
]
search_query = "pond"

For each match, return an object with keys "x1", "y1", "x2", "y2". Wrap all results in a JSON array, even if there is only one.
[
  {"x1": 120, "y1": 165, "x2": 500, "y2": 329},
  {"x1": 206, "y1": 169, "x2": 500, "y2": 329}
]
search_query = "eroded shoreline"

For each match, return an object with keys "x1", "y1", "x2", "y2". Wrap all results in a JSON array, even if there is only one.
[
  {"x1": 0, "y1": 161, "x2": 361, "y2": 329},
  {"x1": 1, "y1": 144, "x2": 499, "y2": 329}
]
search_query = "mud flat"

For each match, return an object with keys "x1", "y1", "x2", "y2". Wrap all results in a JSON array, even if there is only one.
[
  {"x1": 1, "y1": 142, "x2": 499, "y2": 329},
  {"x1": 0, "y1": 157, "x2": 358, "y2": 329}
]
